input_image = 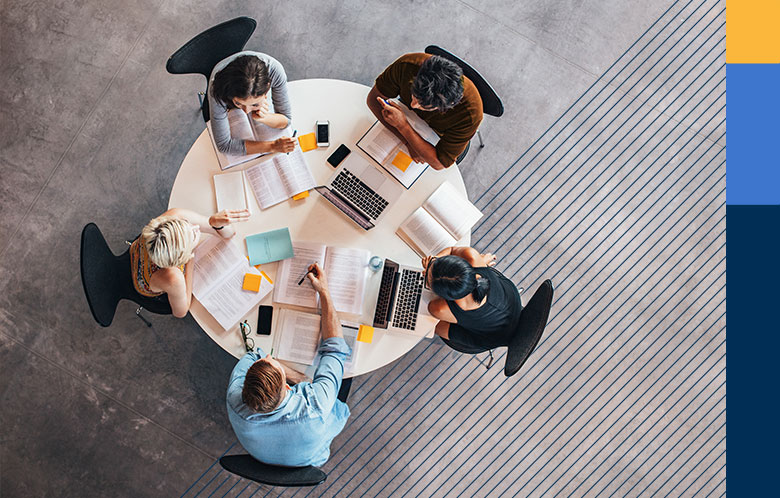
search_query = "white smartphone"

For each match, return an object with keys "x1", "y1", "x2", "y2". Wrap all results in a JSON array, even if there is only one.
[{"x1": 316, "y1": 120, "x2": 330, "y2": 147}]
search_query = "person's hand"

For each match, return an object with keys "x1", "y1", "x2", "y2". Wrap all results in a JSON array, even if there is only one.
[
  {"x1": 209, "y1": 209, "x2": 250, "y2": 238},
  {"x1": 271, "y1": 137, "x2": 296, "y2": 153},
  {"x1": 481, "y1": 252, "x2": 497, "y2": 267},
  {"x1": 306, "y1": 263, "x2": 329, "y2": 294},
  {"x1": 377, "y1": 97, "x2": 408, "y2": 130},
  {"x1": 250, "y1": 100, "x2": 272, "y2": 123}
]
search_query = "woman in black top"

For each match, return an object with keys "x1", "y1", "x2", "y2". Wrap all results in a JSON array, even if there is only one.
[{"x1": 423, "y1": 246, "x2": 523, "y2": 350}]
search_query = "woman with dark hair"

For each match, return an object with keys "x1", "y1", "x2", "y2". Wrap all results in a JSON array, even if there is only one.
[
  {"x1": 423, "y1": 246, "x2": 523, "y2": 350},
  {"x1": 208, "y1": 51, "x2": 296, "y2": 155}
]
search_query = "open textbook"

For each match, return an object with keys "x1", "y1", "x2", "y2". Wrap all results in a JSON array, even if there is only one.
[
  {"x1": 192, "y1": 236, "x2": 273, "y2": 330},
  {"x1": 357, "y1": 100, "x2": 440, "y2": 189},
  {"x1": 273, "y1": 241, "x2": 370, "y2": 315},
  {"x1": 207, "y1": 111, "x2": 290, "y2": 170},
  {"x1": 396, "y1": 181, "x2": 484, "y2": 257},
  {"x1": 244, "y1": 148, "x2": 316, "y2": 209},
  {"x1": 274, "y1": 308, "x2": 359, "y2": 374}
]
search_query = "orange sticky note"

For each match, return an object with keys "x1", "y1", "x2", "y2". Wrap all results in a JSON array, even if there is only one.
[
  {"x1": 260, "y1": 270, "x2": 274, "y2": 284},
  {"x1": 292, "y1": 190, "x2": 310, "y2": 200},
  {"x1": 357, "y1": 325, "x2": 374, "y2": 343},
  {"x1": 242, "y1": 273, "x2": 262, "y2": 292},
  {"x1": 391, "y1": 150, "x2": 413, "y2": 172},
  {"x1": 298, "y1": 132, "x2": 317, "y2": 152}
]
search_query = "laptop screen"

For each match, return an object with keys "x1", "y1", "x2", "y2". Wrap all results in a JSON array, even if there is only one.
[{"x1": 313, "y1": 187, "x2": 375, "y2": 230}]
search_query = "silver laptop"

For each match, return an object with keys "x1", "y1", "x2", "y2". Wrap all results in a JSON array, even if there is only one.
[
  {"x1": 316, "y1": 154, "x2": 403, "y2": 229},
  {"x1": 372, "y1": 259, "x2": 438, "y2": 335}
]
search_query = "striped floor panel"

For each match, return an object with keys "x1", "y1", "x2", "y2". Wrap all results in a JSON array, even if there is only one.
[{"x1": 182, "y1": 0, "x2": 725, "y2": 495}]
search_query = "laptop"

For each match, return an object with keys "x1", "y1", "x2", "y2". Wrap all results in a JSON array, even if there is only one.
[
  {"x1": 372, "y1": 259, "x2": 438, "y2": 336},
  {"x1": 315, "y1": 154, "x2": 403, "y2": 230}
]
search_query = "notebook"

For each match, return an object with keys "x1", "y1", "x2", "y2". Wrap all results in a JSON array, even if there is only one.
[
  {"x1": 245, "y1": 228, "x2": 295, "y2": 266},
  {"x1": 213, "y1": 171, "x2": 249, "y2": 212}
]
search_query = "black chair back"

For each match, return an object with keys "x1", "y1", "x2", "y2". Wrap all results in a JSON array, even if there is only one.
[
  {"x1": 504, "y1": 280, "x2": 553, "y2": 377},
  {"x1": 165, "y1": 16, "x2": 257, "y2": 121},
  {"x1": 219, "y1": 455, "x2": 327, "y2": 487},
  {"x1": 80, "y1": 223, "x2": 172, "y2": 327},
  {"x1": 424, "y1": 45, "x2": 504, "y2": 117}
]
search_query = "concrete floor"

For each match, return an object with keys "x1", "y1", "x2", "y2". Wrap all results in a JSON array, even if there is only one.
[{"x1": 1, "y1": 0, "x2": 724, "y2": 496}]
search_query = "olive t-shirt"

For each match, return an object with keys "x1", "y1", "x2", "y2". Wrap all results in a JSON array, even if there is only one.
[{"x1": 374, "y1": 53, "x2": 483, "y2": 167}]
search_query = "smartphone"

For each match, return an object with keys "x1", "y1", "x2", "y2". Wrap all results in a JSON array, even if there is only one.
[
  {"x1": 257, "y1": 305, "x2": 273, "y2": 335},
  {"x1": 327, "y1": 144, "x2": 351, "y2": 168},
  {"x1": 316, "y1": 120, "x2": 330, "y2": 147}
]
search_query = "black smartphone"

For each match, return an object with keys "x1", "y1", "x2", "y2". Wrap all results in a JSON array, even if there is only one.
[
  {"x1": 257, "y1": 305, "x2": 273, "y2": 335},
  {"x1": 316, "y1": 120, "x2": 330, "y2": 147},
  {"x1": 327, "y1": 144, "x2": 351, "y2": 168}
]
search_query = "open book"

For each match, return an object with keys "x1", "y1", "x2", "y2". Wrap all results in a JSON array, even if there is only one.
[
  {"x1": 192, "y1": 236, "x2": 273, "y2": 330},
  {"x1": 207, "y1": 111, "x2": 290, "y2": 170},
  {"x1": 396, "y1": 181, "x2": 484, "y2": 257},
  {"x1": 357, "y1": 101, "x2": 440, "y2": 189},
  {"x1": 273, "y1": 241, "x2": 370, "y2": 315},
  {"x1": 274, "y1": 309, "x2": 359, "y2": 374},
  {"x1": 244, "y1": 148, "x2": 316, "y2": 210}
]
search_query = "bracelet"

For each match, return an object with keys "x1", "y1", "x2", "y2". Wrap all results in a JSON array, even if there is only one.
[{"x1": 211, "y1": 226, "x2": 224, "y2": 230}]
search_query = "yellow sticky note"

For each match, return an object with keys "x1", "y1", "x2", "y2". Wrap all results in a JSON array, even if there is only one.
[
  {"x1": 298, "y1": 132, "x2": 317, "y2": 152},
  {"x1": 260, "y1": 270, "x2": 274, "y2": 285},
  {"x1": 292, "y1": 190, "x2": 310, "y2": 200},
  {"x1": 357, "y1": 325, "x2": 374, "y2": 343},
  {"x1": 391, "y1": 150, "x2": 413, "y2": 172},
  {"x1": 726, "y1": 1, "x2": 780, "y2": 63},
  {"x1": 242, "y1": 273, "x2": 262, "y2": 292}
]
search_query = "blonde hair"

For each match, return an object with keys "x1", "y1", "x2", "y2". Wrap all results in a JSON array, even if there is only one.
[{"x1": 141, "y1": 216, "x2": 196, "y2": 268}]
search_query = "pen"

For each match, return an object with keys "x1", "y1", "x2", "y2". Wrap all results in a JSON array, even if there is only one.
[
  {"x1": 297, "y1": 262, "x2": 316, "y2": 285},
  {"x1": 270, "y1": 348, "x2": 274, "y2": 356},
  {"x1": 287, "y1": 130, "x2": 297, "y2": 155}
]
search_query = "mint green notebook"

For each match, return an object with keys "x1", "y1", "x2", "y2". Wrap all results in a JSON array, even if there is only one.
[{"x1": 245, "y1": 228, "x2": 294, "y2": 265}]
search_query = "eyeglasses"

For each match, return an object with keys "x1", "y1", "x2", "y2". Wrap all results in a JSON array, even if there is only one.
[
  {"x1": 423, "y1": 256, "x2": 437, "y2": 290},
  {"x1": 239, "y1": 320, "x2": 254, "y2": 352}
]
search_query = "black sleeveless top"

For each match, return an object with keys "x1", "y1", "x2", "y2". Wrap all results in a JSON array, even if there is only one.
[{"x1": 445, "y1": 267, "x2": 523, "y2": 346}]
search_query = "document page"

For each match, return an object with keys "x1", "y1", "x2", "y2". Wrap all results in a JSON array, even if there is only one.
[
  {"x1": 227, "y1": 109, "x2": 256, "y2": 141},
  {"x1": 192, "y1": 236, "x2": 243, "y2": 297},
  {"x1": 324, "y1": 246, "x2": 370, "y2": 315},
  {"x1": 396, "y1": 207, "x2": 458, "y2": 257},
  {"x1": 276, "y1": 309, "x2": 321, "y2": 365},
  {"x1": 274, "y1": 148, "x2": 316, "y2": 197},
  {"x1": 273, "y1": 241, "x2": 327, "y2": 308},
  {"x1": 424, "y1": 182, "x2": 483, "y2": 240},
  {"x1": 213, "y1": 171, "x2": 249, "y2": 212},
  {"x1": 358, "y1": 121, "x2": 401, "y2": 164},
  {"x1": 245, "y1": 157, "x2": 288, "y2": 209}
]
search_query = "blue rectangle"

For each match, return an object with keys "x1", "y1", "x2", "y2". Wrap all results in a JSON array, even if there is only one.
[
  {"x1": 726, "y1": 64, "x2": 780, "y2": 205},
  {"x1": 245, "y1": 227, "x2": 294, "y2": 265}
]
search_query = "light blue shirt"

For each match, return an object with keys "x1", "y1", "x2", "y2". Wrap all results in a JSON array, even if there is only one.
[{"x1": 226, "y1": 338, "x2": 351, "y2": 467}]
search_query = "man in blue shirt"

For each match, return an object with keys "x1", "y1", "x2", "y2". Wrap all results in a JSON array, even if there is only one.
[{"x1": 226, "y1": 263, "x2": 351, "y2": 467}]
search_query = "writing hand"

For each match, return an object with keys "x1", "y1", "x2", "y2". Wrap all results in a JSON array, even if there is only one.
[
  {"x1": 377, "y1": 97, "x2": 408, "y2": 129},
  {"x1": 272, "y1": 137, "x2": 296, "y2": 153}
]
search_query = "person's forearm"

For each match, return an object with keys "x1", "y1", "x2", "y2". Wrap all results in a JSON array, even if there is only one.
[
  {"x1": 396, "y1": 122, "x2": 446, "y2": 170},
  {"x1": 245, "y1": 140, "x2": 277, "y2": 155},
  {"x1": 280, "y1": 362, "x2": 308, "y2": 385},
  {"x1": 257, "y1": 113, "x2": 289, "y2": 129},
  {"x1": 184, "y1": 260, "x2": 194, "y2": 308},
  {"x1": 367, "y1": 90, "x2": 408, "y2": 144},
  {"x1": 165, "y1": 209, "x2": 222, "y2": 236},
  {"x1": 319, "y1": 291, "x2": 343, "y2": 340}
]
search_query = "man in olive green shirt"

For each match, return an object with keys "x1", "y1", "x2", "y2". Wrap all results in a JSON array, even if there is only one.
[{"x1": 367, "y1": 53, "x2": 483, "y2": 170}]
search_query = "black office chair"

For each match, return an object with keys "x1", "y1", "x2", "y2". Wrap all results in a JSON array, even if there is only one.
[
  {"x1": 424, "y1": 45, "x2": 504, "y2": 164},
  {"x1": 441, "y1": 280, "x2": 553, "y2": 377},
  {"x1": 219, "y1": 455, "x2": 327, "y2": 487},
  {"x1": 80, "y1": 223, "x2": 172, "y2": 327},
  {"x1": 166, "y1": 17, "x2": 257, "y2": 122}
]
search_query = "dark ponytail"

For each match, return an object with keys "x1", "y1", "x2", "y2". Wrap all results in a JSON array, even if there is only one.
[{"x1": 430, "y1": 255, "x2": 490, "y2": 301}]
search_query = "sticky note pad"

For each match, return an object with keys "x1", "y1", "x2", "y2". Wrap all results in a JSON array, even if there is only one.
[
  {"x1": 292, "y1": 190, "x2": 310, "y2": 201},
  {"x1": 246, "y1": 227, "x2": 294, "y2": 265},
  {"x1": 242, "y1": 273, "x2": 262, "y2": 292},
  {"x1": 357, "y1": 325, "x2": 374, "y2": 343},
  {"x1": 391, "y1": 150, "x2": 413, "y2": 172},
  {"x1": 298, "y1": 132, "x2": 317, "y2": 152}
]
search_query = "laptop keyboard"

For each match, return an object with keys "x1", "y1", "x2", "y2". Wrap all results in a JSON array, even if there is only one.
[
  {"x1": 332, "y1": 169, "x2": 389, "y2": 220},
  {"x1": 392, "y1": 269, "x2": 424, "y2": 331},
  {"x1": 373, "y1": 262, "x2": 397, "y2": 329}
]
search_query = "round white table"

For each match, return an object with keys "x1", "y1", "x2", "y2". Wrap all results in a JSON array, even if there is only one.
[{"x1": 169, "y1": 78, "x2": 469, "y2": 376}]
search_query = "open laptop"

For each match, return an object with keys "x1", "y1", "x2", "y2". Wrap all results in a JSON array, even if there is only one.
[
  {"x1": 372, "y1": 259, "x2": 438, "y2": 336},
  {"x1": 315, "y1": 154, "x2": 403, "y2": 230}
]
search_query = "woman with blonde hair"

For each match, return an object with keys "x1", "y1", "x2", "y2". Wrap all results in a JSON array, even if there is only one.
[{"x1": 130, "y1": 208, "x2": 249, "y2": 317}]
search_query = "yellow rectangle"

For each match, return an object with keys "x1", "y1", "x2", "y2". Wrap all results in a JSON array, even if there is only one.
[
  {"x1": 260, "y1": 270, "x2": 274, "y2": 284},
  {"x1": 357, "y1": 325, "x2": 374, "y2": 343},
  {"x1": 298, "y1": 132, "x2": 317, "y2": 152},
  {"x1": 292, "y1": 190, "x2": 310, "y2": 200},
  {"x1": 727, "y1": 1, "x2": 780, "y2": 63},
  {"x1": 242, "y1": 273, "x2": 262, "y2": 292},
  {"x1": 391, "y1": 150, "x2": 413, "y2": 172}
]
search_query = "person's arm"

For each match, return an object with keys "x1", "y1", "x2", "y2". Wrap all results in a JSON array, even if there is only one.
[
  {"x1": 164, "y1": 208, "x2": 250, "y2": 239},
  {"x1": 252, "y1": 56, "x2": 291, "y2": 129},
  {"x1": 366, "y1": 85, "x2": 409, "y2": 145},
  {"x1": 374, "y1": 98, "x2": 447, "y2": 169},
  {"x1": 154, "y1": 266, "x2": 191, "y2": 318},
  {"x1": 423, "y1": 246, "x2": 497, "y2": 268}
]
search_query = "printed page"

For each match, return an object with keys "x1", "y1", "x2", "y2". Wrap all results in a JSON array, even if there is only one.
[
  {"x1": 423, "y1": 182, "x2": 483, "y2": 240},
  {"x1": 323, "y1": 246, "x2": 370, "y2": 315},
  {"x1": 213, "y1": 171, "x2": 248, "y2": 212},
  {"x1": 227, "y1": 109, "x2": 256, "y2": 141},
  {"x1": 273, "y1": 241, "x2": 327, "y2": 308},
  {"x1": 274, "y1": 148, "x2": 317, "y2": 197},
  {"x1": 276, "y1": 309, "x2": 321, "y2": 365},
  {"x1": 198, "y1": 266, "x2": 272, "y2": 330},
  {"x1": 245, "y1": 157, "x2": 288, "y2": 209},
  {"x1": 357, "y1": 121, "x2": 401, "y2": 164},
  {"x1": 191, "y1": 236, "x2": 243, "y2": 298},
  {"x1": 396, "y1": 207, "x2": 458, "y2": 257}
]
